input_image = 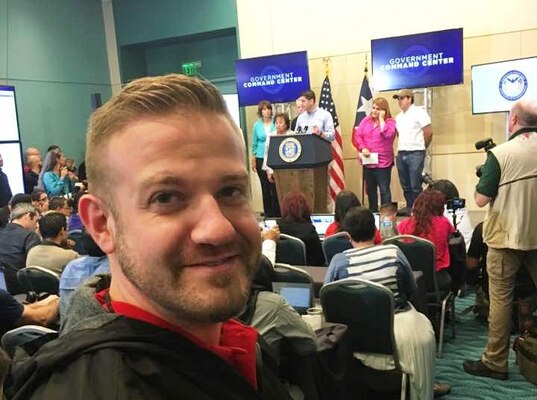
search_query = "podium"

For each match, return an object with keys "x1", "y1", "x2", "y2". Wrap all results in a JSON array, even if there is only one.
[{"x1": 267, "y1": 134, "x2": 333, "y2": 213}]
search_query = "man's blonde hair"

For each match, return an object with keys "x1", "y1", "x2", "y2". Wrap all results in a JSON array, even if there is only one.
[{"x1": 86, "y1": 74, "x2": 236, "y2": 197}]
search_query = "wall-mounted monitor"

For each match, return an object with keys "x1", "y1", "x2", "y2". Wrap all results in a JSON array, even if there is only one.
[
  {"x1": 235, "y1": 51, "x2": 310, "y2": 107},
  {"x1": 471, "y1": 57, "x2": 537, "y2": 114},
  {"x1": 371, "y1": 28, "x2": 463, "y2": 91},
  {"x1": 223, "y1": 94, "x2": 241, "y2": 130},
  {"x1": 0, "y1": 86, "x2": 21, "y2": 141}
]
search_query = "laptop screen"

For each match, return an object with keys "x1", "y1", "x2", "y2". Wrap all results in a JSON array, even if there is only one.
[
  {"x1": 0, "y1": 267, "x2": 7, "y2": 291},
  {"x1": 373, "y1": 213, "x2": 380, "y2": 230},
  {"x1": 272, "y1": 282, "x2": 312, "y2": 314},
  {"x1": 263, "y1": 218, "x2": 279, "y2": 229},
  {"x1": 310, "y1": 214, "x2": 334, "y2": 237}
]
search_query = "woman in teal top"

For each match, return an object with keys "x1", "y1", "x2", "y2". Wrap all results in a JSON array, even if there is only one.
[
  {"x1": 38, "y1": 150, "x2": 73, "y2": 196},
  {"x1": 251, "y1": 100, "x2": 275, "y2": 216}
]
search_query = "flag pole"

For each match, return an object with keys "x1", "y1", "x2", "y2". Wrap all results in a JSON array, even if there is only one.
[
  {"x1": 323, "y1": 57, "x2": 330, "y2": 77},
  {"x1": 361, "y1": 54, "x2": 368, "y2": 205}
]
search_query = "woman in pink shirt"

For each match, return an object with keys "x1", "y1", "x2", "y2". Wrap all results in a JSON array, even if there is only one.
[
  {"x1": 397, "y1": 189, "x2": 455, "y2": 290},
  {"x1": 352, "y1": 97, "x2": 396, "y2": 212}
]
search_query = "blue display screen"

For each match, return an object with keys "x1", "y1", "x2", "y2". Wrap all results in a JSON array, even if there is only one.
[
  {"x1": 235, "y1": 51, "x2": 310, "y2": 106},
  {"x1": 371, "y1": 28, "x2": 463, "y2": 91}
]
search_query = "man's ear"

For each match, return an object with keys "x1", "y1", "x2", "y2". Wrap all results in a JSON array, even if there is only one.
[{"x1": 78, "y1": 194, "x2": 116, "y2": 254}]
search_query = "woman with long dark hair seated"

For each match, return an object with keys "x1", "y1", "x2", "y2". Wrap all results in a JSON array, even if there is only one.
[
  {"x1": 278, "y1": 191, "x2": 325, "y2": 266},
  {"x1": 397, "y1": 189, "x2": 454, "y2": 289},
  {"x1": 325, "y1": 190, "x2": 382, "y2": 244}
]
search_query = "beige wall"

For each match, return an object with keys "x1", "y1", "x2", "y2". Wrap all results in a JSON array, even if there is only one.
[{"x1": 236, "y1": 0, "x2": 537, "y2": 213}]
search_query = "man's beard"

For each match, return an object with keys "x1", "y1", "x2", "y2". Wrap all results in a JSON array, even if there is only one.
[{"x1": 114, "y1": 227, "x2": 260, "y2": 324}]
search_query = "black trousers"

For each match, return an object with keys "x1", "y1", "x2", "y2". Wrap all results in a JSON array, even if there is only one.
[{"x1": 255, "y1": 158, "x2": 279, "y2": 216}]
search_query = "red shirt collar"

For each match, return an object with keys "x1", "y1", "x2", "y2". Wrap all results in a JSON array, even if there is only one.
[{"x1": 95, "y1": 289, "x2": 258, "y2": 388}]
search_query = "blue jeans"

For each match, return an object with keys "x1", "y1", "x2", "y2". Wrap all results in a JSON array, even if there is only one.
[
  {"x1": 396, "y1": 150, "x2": 425, "y2": 214},
  {"x1": 363, "y1": 166, "x2": 392, "y2": 212}
]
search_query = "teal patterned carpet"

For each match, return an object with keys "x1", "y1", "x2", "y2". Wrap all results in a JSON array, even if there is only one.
[{"x1": 435, "y1": 293, "x2": 537, "y2": 399}]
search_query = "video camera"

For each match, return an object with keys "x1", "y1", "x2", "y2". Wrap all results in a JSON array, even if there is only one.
[
  {"x1": 446, "y1": 198, "x2": 466, "y2": 212},
  {"x1": 421, "y1": 172, "x2": 435, "y2": 186},
  {"x1": 475, "y1": 138, "x2": 496, "y2": 177}
]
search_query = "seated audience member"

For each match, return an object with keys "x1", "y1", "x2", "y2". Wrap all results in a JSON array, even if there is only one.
[
  {"x1": 379, "y1": 202, "x2": 398, "y2": 240},
  {"x1": 430, "y1": 179, "x2": 473, "y2": 249},
  {"x1": 0, "y1": 289, "x2": 59, "y2": 337},
  {"x1": 240, "y1": 259, "x2": 317, "y2": 364},
  {"x1": 0, "y1": 204, "x2": 41, "y2": 294},
  {"x1": 24, "y1": 155, "x2": 42, "y2": 194},
  {"x1": 8, "y1": 75, "x2": 291, "y2": 399},
  {"x1": 261, "y1": 225, "x2": 280, "y2": 265},
  {"x1": 278, "y1": 191, "x2": 326, "y2": 266},
  {"x1": 67, "y1": 190, "x2": 85, "y2": 232},
  {"x1": 48, "y1": 196, "x2": 72, "y2": 218},
  {"x1": 324, "y1": 206, "x2": 450, "y2": 399},
  {"x1": 325, "y1": 190, "x2": 382, "y2": 244},
  {"x1": 31, "y1": 189, "x2": 49, "y2": 214},
  {"x1": 325, "y1": 190, "x2": 360, "y2": 237},
  {"x1": 26, "y1": 212, "x2": 79, "y2": 275},
  {"x1": 9, "y1": 193, "x2": 33, "y2": 210},
  {"x1": 59, "y1": 231, "x2": 109, "y2": 320},
  {"x1": 397, "y1": 189, "x2": 454, "y2": 290},
  {"x1": 466, "y1": 222, "x2": 535, "y2": 321}
]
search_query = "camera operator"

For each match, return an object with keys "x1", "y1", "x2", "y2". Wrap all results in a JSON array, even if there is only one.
[
  {"x1": 463, "y1": 99, "x2": 537, "y2": 380},
  {"x1": 430, "y1": 179, "x2": 473, "y2": 249}
]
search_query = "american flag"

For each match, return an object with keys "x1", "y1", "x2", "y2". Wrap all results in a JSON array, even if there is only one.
[{"x1": 319, "y1": 76, "x2": 345, "y2": 202}]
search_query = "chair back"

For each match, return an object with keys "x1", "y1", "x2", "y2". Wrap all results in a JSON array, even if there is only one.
[
  {"x1": 68, "y1": 230, "x2": 86, "y2": 255},
  {"x1": 320, "y1": 278, "x2": 400, "y2": 368},
  {"x1": 276, "y1": 233, "x2": 307, "y2": 265},
  {"x1": 322, "y1": 232, "x2": 352, "y2": 265},
  {"x1": 272, "y1": 263, "x2": 314, "y2": 310},
  {"x1": 1, "y1": 325, "x2": 58, "y2": 358},
  {"x1": 383, "y1": 235, "x2": 440, "y2": 301},
  {"x1": 16, "y1": 266, "x2": 60, "y2": 295}
]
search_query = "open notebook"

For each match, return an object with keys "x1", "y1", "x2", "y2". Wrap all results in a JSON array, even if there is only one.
[{"x1": 272, "y1": 281, "x2": 313, "y2": 315}]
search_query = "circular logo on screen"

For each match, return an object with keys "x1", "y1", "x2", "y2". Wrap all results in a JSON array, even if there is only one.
[
  {"x1": 401, "y1": 45, "x2": 432, "y2": 77},
  {"x1": 499, "y1": 70, "x2": 528, "y2": 101},
  {"x1": 279, "y1": 137, "x2": 302, "y2": 163},
  {"x1": 260, "y1": 65, "x2": 284, "y2": 95}
]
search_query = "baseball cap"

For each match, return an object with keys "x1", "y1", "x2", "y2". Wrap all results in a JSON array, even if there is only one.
[{"x1": 392, "y1": 89, "x2": 414, "y2": 99}]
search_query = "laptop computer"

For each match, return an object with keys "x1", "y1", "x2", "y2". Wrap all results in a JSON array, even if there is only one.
[
  {"x1": 272, "y1": 281, "x2": 313, "y2": 315},
  {"x1": 373, "y1": 212, "x2": 380, "y2": 230},
  {"x1": 263, "y1": 218, "x2": 279, "y2": 229},
  {"x1": 310, "y1": 214, "x2": 335, "y2": 239},
  {"x1": 0, "y1": 266, "x2": 7, "y2": 292}
]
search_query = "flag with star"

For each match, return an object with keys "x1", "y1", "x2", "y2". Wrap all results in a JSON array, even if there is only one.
[
  {"x1": 319, "y1": 75, "x2": 345, "y2": 202},
  {"x1": 353, "y1": 69, "x2": 373, "y2": 129}
]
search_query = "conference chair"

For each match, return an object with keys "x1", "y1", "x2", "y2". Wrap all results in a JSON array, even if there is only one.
[
  {"x1": 322, "y1": 232, "x2": 352, "y2": 265},
  {"x1": 383, "y1": 235, "x2": 455, "y2": 356},
  {"x1": 272, "y1": 263, "x2": 315, "y2": 308},
  {"x1": 276, "y1": 233, "x2": 307, "y2": 266},
  {"x1": 321, "y1": 278, "x2": 409, "y2": 400},
  {"x1": 68, "y1": 229, "x2": 86, "y2": 255},
  {"x1": 1, "y1": 325, "x2": 58, "y2": 358},
  {"x1": 16, "y1": 266, "x2": 60, "y2": 296}
]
